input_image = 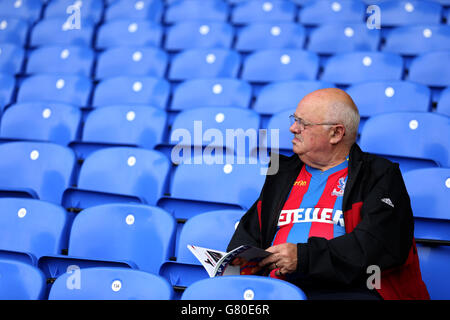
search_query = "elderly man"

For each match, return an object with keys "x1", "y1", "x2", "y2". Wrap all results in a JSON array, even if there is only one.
[{"x1": 227, "y1": 88, "x2": 429, "y2": 300}]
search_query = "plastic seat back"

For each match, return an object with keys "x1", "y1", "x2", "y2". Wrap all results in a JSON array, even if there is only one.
[
  {"x1": 321, "y1": 51, "x2": 403, "y2": 85},
  {"x1": 254, "y1": 80, "x2": 335, "y2": 115},
  {"x1": 96, "y1": 19, "x2": 162, "y2": 49},
  {"x1": 299, "y1": 0, "x2": 365, "y2": 25},
  {"x1": 235, "y1": 22, "x2": 305, "y2": 52},
  {"x1": 168, "y1": 48, "x2": 241, "y2": 81},
  {"x1": 241, "y1": 49, "x2": 319, "y2": 82},
  {"x1": 408, "y1": 52, "x2": 450, "y2": 87},
  {"x1": 0, "y1": 198, "x2": 69, "y2": 259},
  {"x1": 176, "y1": 210, "x2": 245, "y2": 264},
  {"x1": 105, "y1": 0, "x2": 163, "y2": 22},
  {"x1": 77, "y1": 147, "x2": 170, "y2": 205},
  {"x1": 17, "y1": 74, "x2": 92, "y2": 106},
  {"x1": 181, "y1": 275, "x2": 307, "y2": 300},
  {"x1": 0, "y1": 141, "x2": 75, "y2": 203},
  {"x1": 378, "y1": 0, "x2": 442, "y2": 27},
  {"x1": 0, "y1": 259, "x2": 46, "y2": 300},
  {"x1": 26, "y1": 45, "x2": 94, "y2": 77},
  {"x1": 165, "y1": 0, "x2": 229, "y2": 23},
  {"x1": 383, "y1": 25, "x2": 450, "y2": 55},
  {"x1": 232, "y1": 0, "x2": 297, "y2": 24},
  {"x1": 308, "y1": 23, "x2": 380, "y2": 54},
  {"x1": 96, "y1": 47, "x2": 168, "y2": 79},
  {"x1": 68, "y1": 204, "x2": 176, "y2": 274},
  {"x1": 171, "y1": 78, "x2": 252, "y2": 110},
  {"x1": 82, "y1": 105, "x2": 167, "y2": 149},
  {"x1": 30, "y1": 17, "x2": 94, "y2": 47},
  {"x1": 92, "y1": 76, "x2": 170, "y2": 109},
  {"x1": 360, "y1": 112, "x2": 450, "y2": 168},
  {"x1": 49, "y1": 267, "x2": 173, "y2": 300},
  {"x1": 0, "y1": 43, "x2": 24, "y2": 75},
  {"x1": 0, "y1": 102, "x2": 81, "y2": 145},
  {"x1": 165, "y1": 21, "x2": 234, "y2": 51}
]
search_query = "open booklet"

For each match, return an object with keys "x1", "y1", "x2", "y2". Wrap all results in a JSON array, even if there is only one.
[{"x1": 187, "y1": 244, "x2": 272, "y2": 277}]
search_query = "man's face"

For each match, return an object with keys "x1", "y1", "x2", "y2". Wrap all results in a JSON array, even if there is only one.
[{"x1": 289, "y1": 100, "x2": 331, "y2": 158}]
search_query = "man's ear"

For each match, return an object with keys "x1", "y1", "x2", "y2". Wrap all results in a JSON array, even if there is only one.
[{"x1": 330, "y1": 125, "x2": 346, "y2": 145}]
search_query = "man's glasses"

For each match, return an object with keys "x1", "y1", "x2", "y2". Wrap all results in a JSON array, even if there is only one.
[{"x1": 289, "y1": 114, "x2": 339, "y2": 131}]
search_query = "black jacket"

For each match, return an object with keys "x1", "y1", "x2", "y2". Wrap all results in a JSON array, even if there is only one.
[{"x1": 227, "y1": 144, "x2": 419, "y2": 292}]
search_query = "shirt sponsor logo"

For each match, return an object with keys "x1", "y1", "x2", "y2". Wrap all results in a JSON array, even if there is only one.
[
  {"x1": 293, "y1": 180, "x2": 307, "y2": 187},
  {"x1": 278, "y1": 208, "x2": 345, "y2": 227}
]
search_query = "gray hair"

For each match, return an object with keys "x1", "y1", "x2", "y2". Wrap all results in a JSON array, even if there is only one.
[{"x1": 326, "y1": 101, "x2": 360, "y2": 145}]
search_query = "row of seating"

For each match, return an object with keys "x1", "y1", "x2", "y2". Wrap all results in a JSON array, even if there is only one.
[
  {"x1": 0, "y1": 161, "x2": 448, "y2": 299},
  {"x1": 2, "y1": 0, "x2": 449, "y2": 25},
  {"x1": 3, "y1": 46, "x2": 450, "y2": 86},
  {"x1": 3, "y1": 16, "x2": 450, "y2": 55},
  {"x1": 0, "y1": 107, "x2": 448, "y2": 170},
  {"x1": 0, "y1": 259, "x2": 307, "y2": 300},
  {"x1": 2, "y1": 76, "x2": 450, "y2": 117}
]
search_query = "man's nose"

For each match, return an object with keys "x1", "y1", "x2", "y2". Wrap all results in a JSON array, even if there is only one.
[{"x1": 289, "y1": 122, "x2": 300, "y2": 134}]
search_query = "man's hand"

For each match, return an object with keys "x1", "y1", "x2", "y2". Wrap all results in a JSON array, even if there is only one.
[{"x1": 258, "y1": 243, "x2": 298, "y2": 276}]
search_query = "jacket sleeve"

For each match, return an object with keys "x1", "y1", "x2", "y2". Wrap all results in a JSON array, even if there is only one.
[
  {"x1": 295, "y1": 163, "x2": 414, "y2": 286},
  {"x1": 227, "y1": 198, "x2": 262, "y2": 252}
]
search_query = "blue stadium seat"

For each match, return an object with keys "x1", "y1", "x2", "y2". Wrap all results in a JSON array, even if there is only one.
[
  {"x1": 0, "y1": 141, "x2": 75, "y2": 203},
  {"x1": 346, "y1": 81, "x2": 431, "y2": 130},
  {"x1": 49, "y1": 267, "x2": 174, "y2": 300},
  {"x1": 66, "y1": 148, "x2": 170, "y2": 207},
  {"x1": 44, "y1": 0, "x2": 103, "y2": 23},
  {"x1": 17, "y1": 74, "x2": 92, "y2": 107},
  {"x1": 360, "y1": 112, "x2": 450, "y2": 172},
  {"x1": 266, "y1": 109, "x2": 294, "y2": 153},
  {"x1": 307, "y1": 23, "x2": 380, "y2": 54},
  {"x1": 159, "y1": 210, "x2": 245, "y2": 290},
  {"x1": 0, "y1": 43, "x2": 24, "y2": 75},
  {"x1": 181, "y1": 275, "x2": 307, "y2": 300},
  {"x1": 169, "y1": 106, "x2": 260, "y2": 155},
  {"x1": 175, "y1": 210, "x2": 245, "y2": 264},
  {"x1": 92, "y1": 76, "x2": 170, "y2": 108},
  {"x1": 161, "y1": 156, "x2": 266, "y2": 221},
  {"x1": 0, "y1": 102, "x2": 81, "y2": 145},
  {"x1": 403, "y1": 168, "x2": 450, "y2": 242},
  {"x1": 377, "y1": 0, "x2": 442, "y2": 27},
  {"x1": 0, "y1": 17, "x2": 29, "y2": 45},
  {"x1": 0, "y1": 198, "x2": 70, "y2": 263},
  {"x1": 0, "y1": 259, "x2": 46, "y2": 300},
  {"x1": 65, "y1": 204, "x2": 176, "y2": 274},
  {"x1": 437, "y1": 87, "x2": 450, "y2": 116},
  {"x1": 417, "y1": 244, "x2": 450, "y2": 300},
  {"x1": 95, "y1": 47, "x2": 168, "y2": 79},
  {"x1": 26, "y1": 45, "x2": 94, "y2": 77},
  {"x1": 0, "y1": 0, "x2": 42, "y2": 22},
  {"x1": 168, "y1": 49, "x2": 241, "y2": 81},
  {"x1": 241, "y1": 49, "x2": 319, "y2": 83},
  {"x1": 408, "y1": 51, "x2": 450, "y2": 87},
  {"x1": 165, "y1": 21, "x2": 234, "y2": 51},
  {"x1": 321, "y1": 51, "x2": 404, "y2": 85},
  {"x1": 30, "y1": 17, "x2": 94, "y2": 47},
  {"x1": 231, "y1": 0, "x2": 297, "y2": 24},
  {"x1": 105, "y1": 0, "x2": 163, "y2": 22},
  {"x1": 383, "y1": 25, "x2": 450, "y2": 55},
  {"x1": 235, "y1": 22, "x2": 305, "y2": 52},
  {"x1": 170, "y1": 78, "x2": 252, "y2": 110},
  {"x1": 96, "y1": 19, "x2": 162, "y2": 49},
  {"x1": 254, "y1": 80, "x2": 336, "y2": 115},
  {"x1": 81, "y1": 105, "x2": 167, "y2": 149},
  {"x1": 164, "y1": 0, "x2": 229, "y2": 24},
  {"x1": 298, "y1": 0, "x2": 365, "y2": 25},
  {"x1": 0, "y1": 73, "x2": 15, "y2": 112}
]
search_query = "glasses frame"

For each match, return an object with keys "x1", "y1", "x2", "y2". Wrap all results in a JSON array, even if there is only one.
[{"x1": 289, "y1": 114, "x2": 340, "y2": 131}]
